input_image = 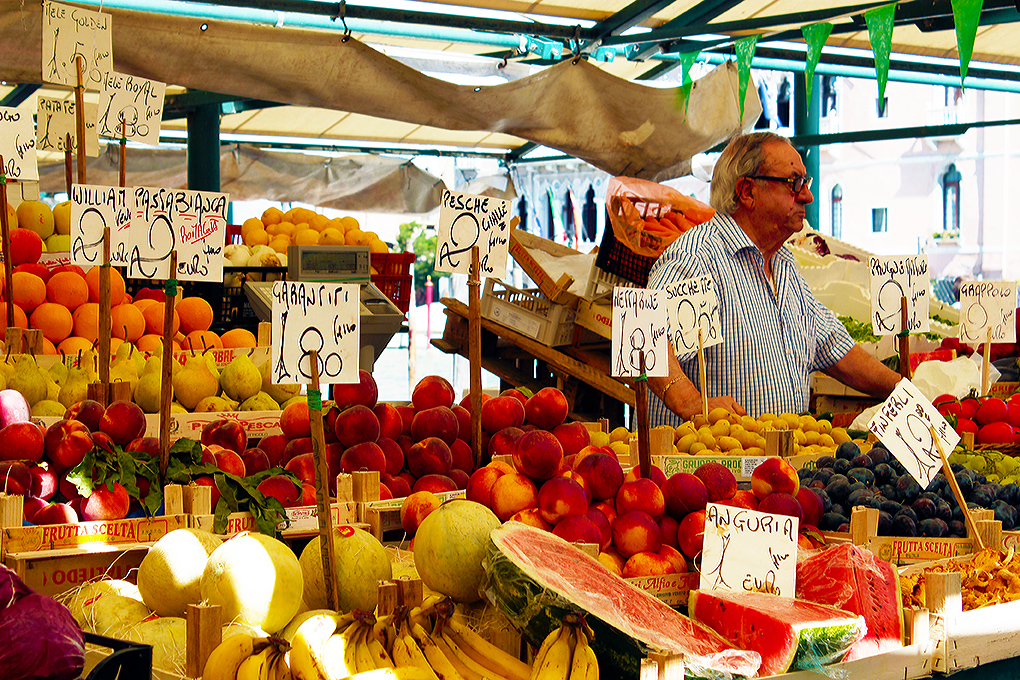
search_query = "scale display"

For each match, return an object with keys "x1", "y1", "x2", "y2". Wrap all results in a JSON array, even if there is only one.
[{"x1": 288, "y1": 245, "x2": 371, "y2": 282}]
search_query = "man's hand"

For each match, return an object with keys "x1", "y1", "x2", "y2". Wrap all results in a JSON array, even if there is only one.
[{"x1": 680, "y1": 395, "x2": 747, "y2": 421}]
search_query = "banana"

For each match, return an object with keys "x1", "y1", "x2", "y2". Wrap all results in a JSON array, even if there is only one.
[
  {"x1": 344, "y1": 622, "x2": 367, "y2": 676},
  {"x1": 366, "y1": 633, "x2": 395, "y2": 670},
  {"x1": 238, "y1": 645, "x2": 276, "y2": 680},
  {"x1": 443, "y1": 619, "x2": 531, "y2": 680},
  {"x1": 290, "y1": 612, "x2": 349, "y2": 680},
  {"x1": 567, "y1": 628, "x2": 598, "y2": 680},
  {"x1": 411, "y1": 622, "x2": 465, "y2": 680},
  {"x1": 371, "y1": 614, "x2": 396, "y2": 654},
  {"x1": 529, "y1": 627, "x2": 572, "y2": 680},
  {"x1": 270, "y1": 648, "x2": 294, "y2": 680},
  {"x1": 433, "y1": 631, "x2": 491, "y2": 680},
  {"x1": 339, "y1": 669, "x2": 445, "y2": 679},
  {"x1": 394, "y1": 625, "x2": 440, "y2": 680},
  {"x1": 203, "y1": 632, "x2": 256, "y2": 680},
  {"x1": 355, "y1": 623, "x2": 381, "y2": 673}
]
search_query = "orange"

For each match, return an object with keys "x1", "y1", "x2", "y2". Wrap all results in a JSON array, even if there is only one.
[
  {"x1": 72, "y1": 303, "x2": 100, "y2": 343},
  {"x1": 320, "y1": 228, "x2": 345, "y2": 246},
  {"x1": 30, "y1": 302, "x2": 73, "y2": 343},
  {"x1": 11, "y1": 271, "x2": 46, "y2": 313},
  {"x1": 40, "y1": 337, "x2": 57, "y2": 355},
  {"x1": 340, "y1": 216, "x2": 360, "y2": 231},
  {"x1": 275, "y1": 222, "x2": 296, "y2": 238},
  {"x1": 246, "y1": 228, "x2": 270, "y2": 247},
  {"x1": 57, "y1": 335, "x2": 94, "y2": 356},
  {"x1": 295, "y1": 229, "x2": 320, "y2": 246},
  {"x1": 46, "y1": 270, "x2": 89, "y2": 311},
  {"x1": 84, "y1": 266, "x2": 126, "y2": 305},
  {"x1": 135, "y1": 334, "x2": 163, "y2": 353},
  {"x1": 141, "y1": 302, "x2": 181, "y2": 337},
  {"x1": 133, "y1": 298, "x2": 160, "y2": 314},
  {"x1": 111, "y1": 303, "x2": 146, "y2": 342},
  {"x1": 9, "y1": 228, "x2": 42, "y2": 265},
  {"x1": 177, "y1": 297, "x2": 215, "y2": 334},
  {"x1": 261, "y1": 207, "x2": 284, "y2": 226},
  {"x1": 220, "y1": 327, "x2": 257, "y2": 349},
  {"x1": 185, "y1": 330, "x2": 223, "y2": 351},
  {"x1": 0, "y1": 302, "x2": 28, "y2": 329},
  {"x1": 240, "y1": 218, "x2": 264, "y2": 240}
]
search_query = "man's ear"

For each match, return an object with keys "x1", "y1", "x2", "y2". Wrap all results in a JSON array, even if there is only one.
[{"x1": 736, "y1": 177, "x2": 755, "y2": 210}]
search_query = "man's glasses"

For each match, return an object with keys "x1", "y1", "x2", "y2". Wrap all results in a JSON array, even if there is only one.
[{"x1": 744, "y1": 175, "x2": 813, "y2": 194}]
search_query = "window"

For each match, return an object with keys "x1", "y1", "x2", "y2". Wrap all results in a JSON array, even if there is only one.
[
  {"x1": 872, "y1": 208, "x2": 888, "y2": 233},
  {"x1": 877, "y1": 97, "x2": 889, "y2": 118},
  {"x1": 830, "y1": 184, "x2": 843, "y2": 239},
  {"x1": 822, "y1": 75, "x2": 838, "y2": 117},
  {"x1": 941, "y1": 163, "x2": 961, "y2": 235}
]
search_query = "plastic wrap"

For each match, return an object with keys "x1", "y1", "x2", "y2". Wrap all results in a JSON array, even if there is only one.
[
  {"x1": 482, "y1": 521, "x2": 761, "y2": 679},
  {"x1": 606, "y1": 176, "x2": 715, "y2": 258}
]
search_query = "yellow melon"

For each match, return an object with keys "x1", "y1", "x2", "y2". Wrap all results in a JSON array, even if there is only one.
[
  {"x1": 299, "y1": 525, "x2": 392, "y2": 613},
  {"x1": 413, "y1": 499, "x2": 500, "y2": 603},
  {"x1": 137, "y1": 528, "x2": 223, "y2": 617}
]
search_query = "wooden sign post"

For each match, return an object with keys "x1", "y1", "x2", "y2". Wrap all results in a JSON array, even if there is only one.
[
  {"x1": 899, "y1": 297, "x2": 910, "y2": 379},
  {"x1": 74, "y1": 56, "x2": 87, "y2": 185},
  {"x1": 698, "y1": 327, "x2": 708, "y2": 416},
  {"x1": 0, "y1": 157, "x2": 13, "y2": 331},
  {"x1": 635, "y1": 351, "x2": 652, "y2": 480},
  {"x1": 158, "y1": 252, "x2": 178, "y2": 478},
  {"x1": 308, "y1": 348, "x2": 340, "y2": 611},
  {"x1": 469, "y1": 247, "x2": 483, "y2": 470}
]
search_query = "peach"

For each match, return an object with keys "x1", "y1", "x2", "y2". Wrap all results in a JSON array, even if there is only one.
[
  {"x1": 411, "y1": 406, "x2": 459, "y2": 445},
  {"x1": 22, "y1": 495, "x2": 48, "y2": 522},
  {"x1": 551, "y1": 422, "x2": 590, "y2": 457},
  {"x1": 400, "y1": 490, "x2": 441, "y2": 534},
  {"x1": 611, "y1": 510, "x2": 661, "y2": 558},
  {"x1": 64, "y1": 399, "x2": 104, "y2": 432},
  {"x1": 381, "y1": 472, "x2": 411, "y2": 499},
  {"x1": 91, "y1": 431, "x2": 116, "y2": 455},
  {"x1": 452, "y1": 404, "x2": 471, "y2": 441},
  {"x1": 378, "y1": 437, "x2": 405, "y2": 476},
  {"x1": 500, "y1": 388, "x2": 529, "y2": 406},
  {"x1": 750, "y1": 457, "x2": 800, "y2": 500},
  {"x1": 331, "y1": 369, "x2": 378, "y2": 409},
  {"x1": 512, "y1": 430, "x2": 563, "y2": 480},
  {"x1": 284, "y1": 451, "x2": 316, "y2": 486},
  {"x1": 257, "y1": 434, "x2": 290, "y2": 468},
  {"x1": 413, "y1": 473, "x2": 458, "y2": 494},
  {"x1": 323, "y1": 405, "x2": 342, "y2": 443},
  {"x1": 552, "y1": 515, "x2": 603, "y2": 546},
  {"x1": 658, "y1": 544, "x2": 688, "y2": 573},
  {"x1": 57, "y1": 470, "x2": 81, "y2": 501},
  {"x1": 333, "y1": 405, "x2": 380, "y2": 447},
  {"x1": 257, "y1": 474, "x2": 302, "y2": 507},
  {"x1": 280, "y1": 401, "x2": 312, "y2": 440},
  {"x1": 622, "y1": 551, "x2": 676, "y2": 578},
  {"x1": 537, "y1": 475, "x2": 588, "y2": 525},
  {"x1": 599, "y1": 549, "x2": 626, "y2": 576},
  {"x1": 299, "y1": 483, "x2": 316, "y2": 505},
  {"x1": 125, "y1": 436, "x2": 161, "y2": 458},
  {"x1": 558, "y1": 469, "x2": 591, "y2": 503},
  {"x1": 283, "y1": 437, "x2": 314, "y2": 464},
  {"x1": 488, "y1": 426, "x2": 524, "y2": 459},
  {"x1": 33, "y1": 501, "x2": 79, "y2": 525},
  {"x1": 406, "y1": 437, "x2": 453, "y2": 478},
  {"x1": 593, "y1": 500, "x2": 617, "y2": 525},
  {"x1": 481, "y1": 396, "x2": 525, "y2": 433},
  {"x1": 466, "y1": 465, "x2": 508, "y2": 507},
  {"x1": 201, "y1": 418, "x2": 247, "y2": 454},
  {"x1": 340, "y1": 441, "x2": 387, "y2": 474},
  {"x1": 623, "y1": 464, "x2": 667, "y2": 487},
  {"x1": 448, "y1": 468, "x2": 470, "y2": 490},
  {"x1": 209, "y1": 448, "x2": 246, "y2": 477},
  {"x1": 0, "y1": 389, "x2": 29, "y2": 428},
  {"x1": 374, "y1": 403, "x2": 404, "y2": 440},
  {"x1": 396, "y1": 406, "x2": 416, "y2": 436},
  {"x1": 240, "y1": 448, "x2": 271, "y2": 476},
  {"x1": 0, "y1": 421, "x2": 44, "y2": 463},
  {"x1": 676, "y1": 509, "x2": 707, "y2": 559},
  {"x1": 719, "y1": 489, "x2": 759, "y2": 511},
  {"x1": 615, "y1": 478, "x2": 665, "y2": 521},
  {"x1": 490, "y1": 472, "x2": 538, "y2": 521},
  {"x1": 28, "y1": 464, "x2": 57, "y2": 500},
  {"x1": 797, "y1": 487, "x2": 824, "y2": 528},
  {"x1": 378, "y1": 483, "x2": 393, "y2": 501},
  {"x1": 509, "y1": 507, "x2": 552, "y2": 531},
  {"x1": 658, "y1": 515, "x2": 680, "y2": 550},
  {"x1": 459, "y1": 392, "x2": 491, "y2": 414},
  {"x1": 662, "y1": 473, "x2": 708, "y2": 520},
  {"x1": 98, "y1": 400, "x2": 146, "y2": 446},
  {"x1": 574, "y1": 452, "x2": 624, "y2": 501},
  {"x1": 586, "y1": 506, "x2": 612, "y2": 550},
  {"x1": 574, "y1": 444, "x2": 617, "y2": 469},
  {"x1": 43, "y1": 418, "x2": 93, "y2": 470},
  {"x1": 449, "y1": 438, "x2": 474, "y2": 474},
  {"x1": 693, "y1": 462, "x2": 738, "y2": 502},
  {"x1": 411, "y1": 375, "x2": 455, "y2": 410},
  {"x1": 0, "y1": 461, "x2": 32, "y2": 495},
  {"x1": 524, "y1": 387, "x2": 569, "y2": 430},
  {"x1": 757, "y1": 492, "x2": 803, "y2": 522},
  {"x1": 80, "y1": 481, "x2": 130, "y2": 521}
]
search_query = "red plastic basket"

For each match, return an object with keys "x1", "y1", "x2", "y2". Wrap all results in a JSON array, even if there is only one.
[
  {"x1": 371, "y1": 252, "x2": 415, "y2": 277},
  {"x1": 374, "y1": 274, "x2": 412, "y2": 314}
]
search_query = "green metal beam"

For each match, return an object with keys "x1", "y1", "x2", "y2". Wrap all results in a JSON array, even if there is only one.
[
  {"x1": 0, "y1": 84, "x2": 40, "y2": 107},
  {"x1": 591, "y1": 0, "x2": 677, "y2": 38},
  {"x1": 788, "y1": 116, "x2": 1020, "y2": 147},
  {"x1": 164, "y1": 90, "x2": 286, "y2": 119}
]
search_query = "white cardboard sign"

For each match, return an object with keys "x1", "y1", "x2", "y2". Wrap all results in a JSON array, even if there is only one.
[
  {"x1": 271, "y1": 281, "x2": 359, "y2": 385},
  {"x1": 611, "y1": 287, "x2": 668, "y2": 378},
  {"x1": 664, "y1": 275, "x2": 722, "y2": 355},
  {"x1": 700, "y1": 503, "x2": 799, "y2": 597},
  {"x1": 69, "y1": 184, "x2": 130, "y2": 267},
  {"x1": 0, "y1": 108, "x2": 39, "y2": 181},
  {"x1": 868, "y1": 377, "x2": 960, "y2": 489},
  {"x1": 36, "y1": 97, "x2": 100, "y2": 156},
  {"x1": 434, "y1": 190, "x2": 510, "y2": 278},
  {"x1": 97, "y1": 71, "x2": 165, "y2": 145},
  {"x1": 41, "y1": 1, "x2": 113, "y2": 90},
  {"x1": 959, "y1": 280, "x2": 1017, "y2": 344},
  {"x1": 869, "y1": 255, "x2": 930, "y2": 334}
]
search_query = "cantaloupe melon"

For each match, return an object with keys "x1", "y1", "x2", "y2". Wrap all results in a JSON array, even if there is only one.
[
  {"x1": 299, "y1": 525, "x2": 392, "y2": 613},
  {"x1": 74, "y1": 592, "x2": 153, "y2": 636},
  {"x1": 137, "y1": 528, "x2": 223, "y2": 616},
  {"x1": 200, "y1": 531, "x2": 303, "y2": 634},
  {"x1": 61, "y1": 578, "x2": 142, "y2": 626},
  {"x1": 413, "y1": 499, "x2": 500, "y2": 603},
  {"x1": 125, "y1": 616, "x2": 187, "y2": 673}
]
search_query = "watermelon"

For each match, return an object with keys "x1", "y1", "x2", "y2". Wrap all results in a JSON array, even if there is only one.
[
  {"x1": 482, "y1": 521, "x2": 761, "y2": 679},
  {"x1": 796, "y1": 543, "x2": 903, "y2": 661},
  {"x1": 688, "y1": 589, "x2": 865, "y2": 677}
]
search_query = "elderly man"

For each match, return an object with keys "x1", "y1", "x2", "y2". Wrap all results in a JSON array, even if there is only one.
[{"x1": 647, "y1": 132, "x2": 899, "y2": 424}]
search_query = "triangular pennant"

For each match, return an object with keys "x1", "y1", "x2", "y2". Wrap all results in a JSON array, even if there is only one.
[
  {"x1": 734, "y1": 35, "x2": 758, "y2": 122},
  {"x1": 952, "y1": 0, "x2": 983, "y2": 89},
  {"x1": 865, "y1": 3, "x2": 898, "y2": 106},
  {"x1": 801, "y1": 22, "x2": 833, "y2": 104},
  {"x1": 675, "y1": 51, "x2": 701, "y2": 118}
]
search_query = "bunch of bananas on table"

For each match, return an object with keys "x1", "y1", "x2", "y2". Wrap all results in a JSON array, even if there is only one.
[
  {"x1": 528, "y1": 614, "x2": 598, "y2": 680},
  {"x1": 203, "y1": 634, "x2": 292, "y2": 680}
]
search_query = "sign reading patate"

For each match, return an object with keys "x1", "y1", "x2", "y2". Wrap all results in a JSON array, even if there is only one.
[{"x1": 699, "y1": 503, "x2": 799, "y2": 596}]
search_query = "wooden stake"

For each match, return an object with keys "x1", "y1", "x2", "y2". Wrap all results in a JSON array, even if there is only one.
[
  {"x1": 698, "y1": 327, "x2": 708, "y2": 416},
  {"x1": 159, "y1": 252, "x2": 178, "y2": 477},
  {"x1": 74, "y1": 56, "x2": 87, "y2": 185},
  {"x1": 468, "y1": 247, "x2": 482, "y2": 469},
  {"x1": 97, "y1": 227, "x2": 112, "y2": 390},
  {"x1": 0, "y1": 159, "x2": 12, "y2": 330},
  {"x1": 308, "y1": 348, "x2": 339, "y2": 611},
  {"x1": 635, "y1": 351, "x2": 651, "y2": 480},
  {"x1": 930, "y1": 425, "x2": 984, "y2": 551},
  {"x1": 64, "y1": 133, "x2": 73, "y2": 196},
  {"x1": 119, "y1": 119, "x2": 127, "y2": 188},
  {"x1": 899, "y1": 297, "x2": 910, "y2": 379},
  {"x1": 981, "y1": 327, "x2": 992, "y2": 395},
  {"x1": 185, "y1": 603, "x2": 222, "y2": 679}
]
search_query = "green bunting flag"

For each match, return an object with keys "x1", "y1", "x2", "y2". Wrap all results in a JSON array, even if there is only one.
[
  {"x1": 675, "y1": 51, "x2": 701, "y2": 117},
  {"x1": 735, "y1": 35, "x2": 758, "y2": 122},
  {"x1": 801, "y1": 22, "x2": 833, "y2": 104},
  {"x1": 952, "y1": 0, "x2": 983, "y2": 89},
  {"x1": 865, "y1": 3, "x2": 897, "y2": 106}
]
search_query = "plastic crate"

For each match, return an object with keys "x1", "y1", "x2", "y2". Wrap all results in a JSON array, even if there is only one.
[
  {"x1": 481, "y1": 279, "x2": 576, "y2": 347},
  {"x1": 374, "y1": 274, "x2": 412, "y2": 314},
  {"x1": 371, "y1": 251, "x2": 414, "y2": 276},
  {"x1": 595, "y1": 224, "x2": 657, "y2": 287}
]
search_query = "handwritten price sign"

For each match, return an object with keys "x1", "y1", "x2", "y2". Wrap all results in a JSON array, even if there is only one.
[
  {"x1": 959, "y1": 280, "x2": 1017, "y2": 344},
  {"x1": 700, "y1": 503, "x2": 798, "y2": 596},
  {"x1": 271, "y1": 281, "x2": 359, "y2": 385},
  {"x1": 98, "y1": 71, "x2": 165, "y2": 145},
  {"x1": 664, "y1": 275, "x2": 722, "y2": 355},
  {"x1": 868, "y1": 378, "x2": 959, "y2": 488},
  {"x1": 611, "y1": 287, "x2": 668, "y2": 378},
  {"x1": 0, "y1": 108, "x2": 39, "y2": 181},
  {"x1": 434, "y1": 190, "x2": 510, "y2": 277},
  {"x1": 41, "y1": 1, "x2": 113, "y2": 90},
  {"x1": 869, "y1": 255, "x2": 930, "y2": 335},
  {"x1": 36, "y1": 97, "x2": 99, "y2": 156},
  {"x1": 127, "y1": 188, "x2": 228, "y2": 282},
  {"x1": 69, "y1": 185, "x2": 130, "y2": 267}
]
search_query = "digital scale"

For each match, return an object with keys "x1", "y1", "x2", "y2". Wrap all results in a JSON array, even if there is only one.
[{"x1": 244, "y1": 245, "x2": 406, "y2": 372}]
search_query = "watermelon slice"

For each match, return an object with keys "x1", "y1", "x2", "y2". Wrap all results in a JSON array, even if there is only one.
[
  {"x1": 796, "y1": 543, "x2": 904, "y2": 661},
  {"x1": 688, "y1": 590, "x2": 865, "y2": 677},
  {"x1": 483, "y1": 522, "x2": 761, "y2": 679}
]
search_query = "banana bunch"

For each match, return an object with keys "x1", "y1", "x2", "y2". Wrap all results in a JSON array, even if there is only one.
[
  {"x1": 528, "y1": 615, "x2": 598, "y2": 680},
  {"x1": 203, "y1": 633, "x2": 292, "y2": 680}
]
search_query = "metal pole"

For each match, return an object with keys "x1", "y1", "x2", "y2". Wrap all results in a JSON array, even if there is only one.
[{"x1": 794, "y1": 72, "x2": 821, "y2": 232}]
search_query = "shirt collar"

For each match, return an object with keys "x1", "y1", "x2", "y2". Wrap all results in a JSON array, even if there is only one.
[{"x1": 715, "y1": 212, "x2": 795, "y2": 267}]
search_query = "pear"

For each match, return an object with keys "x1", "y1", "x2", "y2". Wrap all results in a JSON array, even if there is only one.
[
  {"x1": 194, "y1": 395, "x2": 237, "y2": 413},
  {"x1": 203, "y1": 352, "x2": 221, "y2": 382},
  {"x1": 219, "y1": 353, "x2": 262, "y2": 403},
  {"x1": 281, "y1": 395, "x2": 308, "y2": 409},
  {"x1": 48, "y1": 359, "x2": 68, "y2": 386},
  {"x1": 8, "y1": 356, "x2": 48, "y2": 406},
  {"x1": 45, "y1": 374, "x2": 60, "y2": 401},
  {"x1": 58, "y1": 360, "x2": 91, "y2": 407},
  {"x1": 134, "y1": 355, "x2": 167, "y2": 414},
  {"x1": 171, "y1": 402, "x2": 187, "y2": 414},
  {"x1": 258, "y1": 359, "x2": 300, "y2": 405},
  {"x1": 173, "y1": 353, "x2": 220, "y2": 410},
  {"x1": 31, "y1": 399, "x2": 67, "y2": 417},
  {"x1": 239, "y1": 391, "x2": 279, "y2": 411},
  {"x1": 110, "y1": 344, "x2": 140, "y2": 392}
]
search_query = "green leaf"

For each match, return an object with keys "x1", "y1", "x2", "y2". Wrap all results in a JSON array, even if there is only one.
[
  {"x1": 215, "y1": 472, "x2": 241, "y2": 511},
  {"x1": 66, "y1": 449, "x2": 99, "y2": 496},
  {"x1": 213, "y1": 497, "x2": 231, "y2": 534}
]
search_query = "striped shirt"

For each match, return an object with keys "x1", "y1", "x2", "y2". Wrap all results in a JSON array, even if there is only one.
[{"x1": 646, "y1": 213, "x2": 854, "y2": 424}]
